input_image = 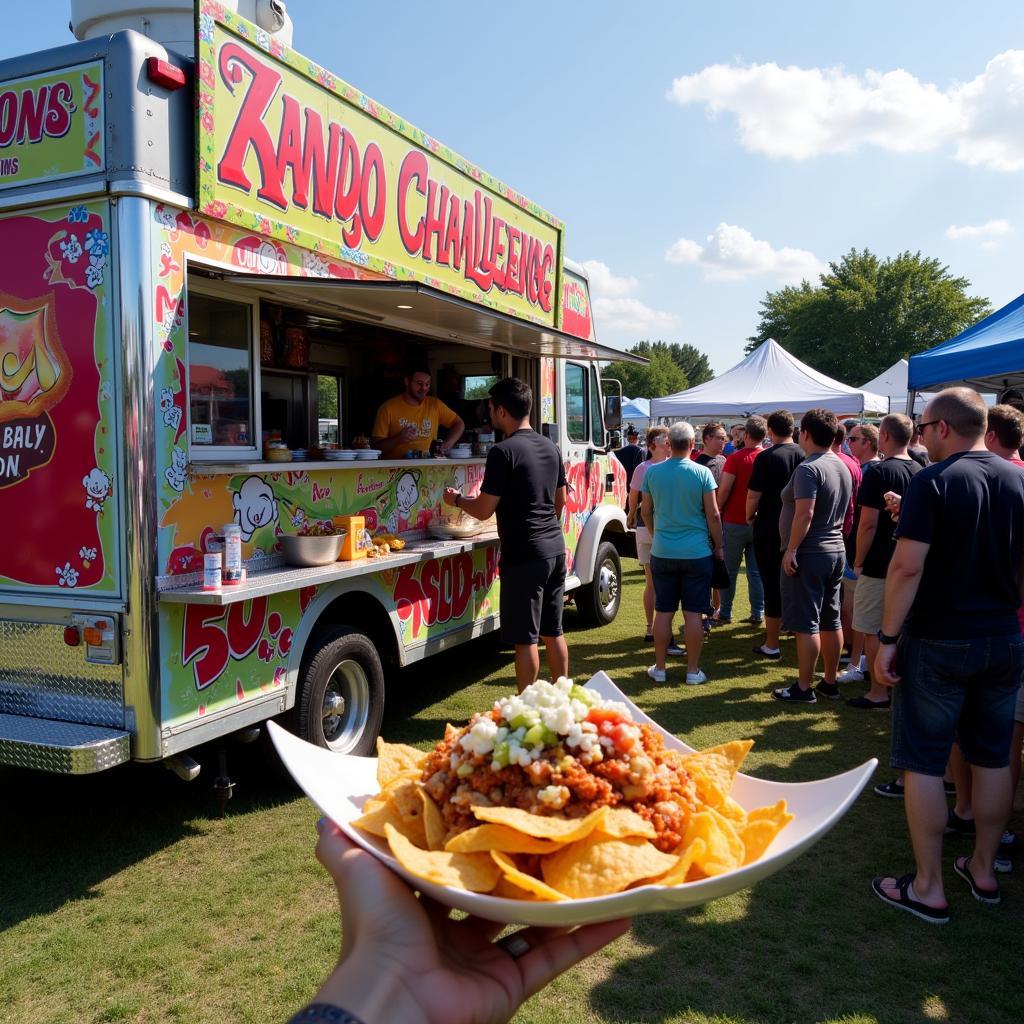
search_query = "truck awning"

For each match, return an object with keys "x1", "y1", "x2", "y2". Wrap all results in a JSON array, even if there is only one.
[{"x1": 224, "y1": 276, "x2": 645, "y2": 363}]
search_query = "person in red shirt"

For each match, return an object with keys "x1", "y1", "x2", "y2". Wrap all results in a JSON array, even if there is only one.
[{"x1": 714, "y1": 415, "x2": 766, "y2": 624}]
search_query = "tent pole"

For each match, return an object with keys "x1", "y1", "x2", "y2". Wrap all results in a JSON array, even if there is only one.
[{"x1": 906, "y1": 390, "x2": 916, "y2": 416}]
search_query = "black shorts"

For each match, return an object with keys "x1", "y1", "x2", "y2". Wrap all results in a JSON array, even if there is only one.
[
  {"x1": 753, "y1": 535, "x2": 784, "y2": 619},
  {"x1": 780, "y1": 549, "x2": 844, "y2": 635},
  {"x1": 500, "y1": 554, "x2": 566, "y2": 645}
]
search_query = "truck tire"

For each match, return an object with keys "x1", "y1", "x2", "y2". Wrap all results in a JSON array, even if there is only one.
[
  {"x1": 293, "y1": 626, "x2": 385, "y2": 755},
  {"x1": 575, "y1": 541, "x2": 621, "y2": 626}
]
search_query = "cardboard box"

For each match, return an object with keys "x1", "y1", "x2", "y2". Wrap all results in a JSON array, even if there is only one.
[{"x1": 333, "y1": 515, "x2": 367, "y2": 560}]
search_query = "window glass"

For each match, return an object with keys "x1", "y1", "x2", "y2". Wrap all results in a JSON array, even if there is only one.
[
  {"x1": 188, "y1": 292, "x2": 254, "y2": 449},
  {"x1": 464, "y1": 375, "x2": 497, "y2": 400},
  {"x1": 589, "y1": 367, "x2": 605, "y2": 447},
  {"x1": 317, "y1": 374, "x2": 342, "y2": 445},
  {"x1": 565, "y1": 363, "x2": 587, "y2": 442}
]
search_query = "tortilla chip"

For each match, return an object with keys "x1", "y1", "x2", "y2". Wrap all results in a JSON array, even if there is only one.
[
  {"x1": 351, "y1": 798, "x2": 408, "y2": 840},
  {"x1": 376, "y1": 738, "x2": 427, "y2": 788},
  {"x1": 682, "y1": 740, "x2": 753, "y2": 810},
  {"x1": 445, "y1": 824, "x2": 563, "y2": 855},
  {"x1": 421, "y1": 790, "x2": 447, "y2": 851},
  {"x1": 491, "y1": 877, "x2": 543, "y2": 901},
  {"x1": 597, "y1": 807, "x2": 657, "y2": 839},
  {"x1": 491, "y1": 851, "x2": 567, "y2": 901},
  {"x1": 542, "y1": 832, "x2": 678, "y2": 899},
  {"x1": 717, "y1": 796, "x2": 749, "y2": 825},
  {"x1": 655, "y1": 837, "x2": 708, "y2": 886},
  {"x1": 352, "y1": 780, "x2": 428, "y2": 847},
  {"x1": 471, "y1": 805, "x2": 609, "y2": 842},
  {"x1": 741, "y1": 801, "x2": 793, "y2": 864},
  {"x1": 384, "y1": 824, "x2": 500, "y2": 892},
  {"x1": 684, "y1": 810, "x2": 744, "y2": 877}
]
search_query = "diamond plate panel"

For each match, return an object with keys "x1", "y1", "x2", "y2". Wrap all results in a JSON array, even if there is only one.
[
  {"x1": 0, "y1": 713, "x2": 129, "y2": 773},
  {"x1": 0, "y1": 620, "x2": 124, "y2": 728}
]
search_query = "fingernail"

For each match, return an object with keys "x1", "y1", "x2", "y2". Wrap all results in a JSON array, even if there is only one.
[{"x1": 316, "y1": 816, "x2": 326, "y2": 833}]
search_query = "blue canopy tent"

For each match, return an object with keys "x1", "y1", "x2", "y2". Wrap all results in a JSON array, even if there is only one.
[
  {"x1": 908, "y1": 291, "x2": 1024, "y2": 399},
  {"x1": 621, "y1": 397, "x2": 650, "y2": 428}
]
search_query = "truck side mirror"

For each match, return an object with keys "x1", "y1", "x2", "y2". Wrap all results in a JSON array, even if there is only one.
[{"x1": 602, "y1": 378, "x2": 622, "y2": 429}]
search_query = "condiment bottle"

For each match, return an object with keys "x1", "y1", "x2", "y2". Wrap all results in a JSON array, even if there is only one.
[
  {"x1": 203, "y1": 553, "x2": 222, "y2": 591},
  {"x1": 223, "y1": 524, "x2": 243, "y2": 585}
]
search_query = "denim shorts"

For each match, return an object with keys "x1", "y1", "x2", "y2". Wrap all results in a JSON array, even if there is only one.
[
  {"x1": 780, "y1": 549, "x2": 844, "y2": 635},
  {"x1": 891, "y1": 634, "x2": 1024, "y2": 775},
  {"x1": 650, "y1": 554, "x2": 713, "y2": 614}
]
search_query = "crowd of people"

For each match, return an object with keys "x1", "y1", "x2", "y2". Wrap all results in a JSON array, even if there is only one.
[{"x1": 620, "y1": 387, "x2": 1024, "y2": 923}]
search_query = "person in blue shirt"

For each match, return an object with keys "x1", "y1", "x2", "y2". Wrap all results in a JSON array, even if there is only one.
[{"x1": 641, "y1": 421, "x2": 724, "y2": 685}]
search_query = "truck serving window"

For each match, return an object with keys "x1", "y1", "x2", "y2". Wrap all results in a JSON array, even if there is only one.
[
  {"x1": 186, "y1": 288, "x2": 259, "y2": 457},
  {"x1": 565, "y1": 363, "x2": 587, "y2": 442}
]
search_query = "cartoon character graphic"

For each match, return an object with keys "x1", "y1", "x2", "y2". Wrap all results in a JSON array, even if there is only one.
[
  {"x1": 232, "y1": 475, "x2": 280, "y2": 541},
  {"x1": 160, "y1": 386, "x2": 182, "y2": 432},
  {"x1": 164, "y1": 448, "x2": 187, "y2": 492},
  {"x1": 394, "y1": 470, "x2": 420, "y2": 530},
  {"x1": 83, "y1": 467, "x2": 111, "y2": 510}
]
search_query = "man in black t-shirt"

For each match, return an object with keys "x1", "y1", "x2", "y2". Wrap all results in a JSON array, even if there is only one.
[
  {"x1": 872, "y1": 388, "x2": 1024, "y2": 925},
  {"x1": 696, "y1": 423, "x2": 728, "y2": 484},
  {"x1": 613, "y1": 427, "x2": 646, "y2": 508},
  {"x1": 443, "y1": 377, "x2": 567, "y2": 692},
  {"x1": 846, "y1": 413, "x2": 920, "y2": 709},
  {"x1": 746, "y1": 409, "x2": 803, "y2": 658}
]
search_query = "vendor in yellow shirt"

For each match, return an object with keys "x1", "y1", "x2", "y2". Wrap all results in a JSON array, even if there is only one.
[{"x1": 371, "y1": 363, "x2": 466, "y2": 458}]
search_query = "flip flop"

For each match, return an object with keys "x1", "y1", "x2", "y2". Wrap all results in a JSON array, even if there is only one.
[
  {"x1": 871, "y1": 873, "x2": 949, "y2": 924},
  {"x1": 953, "y1": 856, "x2": 1001, "y2": 904}
]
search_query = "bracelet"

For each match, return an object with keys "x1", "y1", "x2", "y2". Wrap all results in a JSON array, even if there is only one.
[{"x1": 287, "y1": 1005, "x2": 367, "y2": 1024}]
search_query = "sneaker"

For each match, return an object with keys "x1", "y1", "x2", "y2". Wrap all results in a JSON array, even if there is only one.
[
  {"x1": 646, "y1": 665, "x2": 666, "y2": 683},
  {"x1": 666, "y1": 643, "x2": 686, "y2": 657},
  {"x1": 745, "y1": 615, "x2": 764, "y2": 625},
  {"x1": 874, "y1": 778, "x2": 905, "y2": 798},
  {"x1": 836, "y1": 667, "x2": 865, "y2": 684},
  {"x1": 752, "y1": 644, "x2": 782, "y2": 659},
  {"x1": 943, "y1": 780, "x2": 957, "y2": 796},
  {"x1": 846, "y1": 695, "x2": 891, "y2": 709},
  {"x1": 945, "y1": 809, "x2": 976, "y2": 836},
  {"x1": 771, "y1": 683, "x2": 816, "y2": 703},
  {"x1": 816, "y1": 680, "x2": 841, "y2": 699},
  {"x1": 995, "y1": 830, "x2": 1016, "y2": 873},
  {"x1": 710, "y1": 615, "x2": 732, "y2": 626},
  {"x1": 643, "y1": 630, "x2": 654, "y2": 642},
  {"x1": 685, "y1": 669, "x2": 708, "y2": 686}
]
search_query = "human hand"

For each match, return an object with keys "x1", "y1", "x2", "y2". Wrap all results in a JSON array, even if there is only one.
[
  {"x1": 883, "y1": 491, "x2": 901, "y2": 523},
  {"x1": 308, "y1": 821, "x2": 631, "y2": 1024},
  {"x1": 442, "y1": 487, "x2": 460, "y2": 507},
  {"x1": 873, "y1": 644, "x2": 901, "y2": 687},
  {"x1": 782, "y1": 548, "x2": 799, "y2": 576},
  {"x1": 401, "y1": 425, "x2": 418, "y2": 442},
  {"x1": 714, "y1": 546, "x2": 725, "y2": 560}
]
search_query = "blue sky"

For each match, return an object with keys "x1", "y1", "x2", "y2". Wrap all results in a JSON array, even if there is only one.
[{"x1": 6, "y1": 1, "x2": 1024, "y2": 375}]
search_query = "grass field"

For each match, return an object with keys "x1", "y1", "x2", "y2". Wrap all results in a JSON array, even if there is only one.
[{"x1": 2, "y1": 564, "x2": 1021, "y2": 1024}]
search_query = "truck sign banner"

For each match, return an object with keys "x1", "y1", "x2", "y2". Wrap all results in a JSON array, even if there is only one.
[
  {"x1": 0, "y1": 62, "x2": 104, "y2": 191},
  {"x1": 196, "y1": 2, "x2": 563, "y2": 327},
  {"x1": 0, "y1": 201, "x2": 118, "y2": 594}
]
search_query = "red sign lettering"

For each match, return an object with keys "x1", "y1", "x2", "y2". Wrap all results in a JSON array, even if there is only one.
[
  {"x1": 0, "y1": 81, "x2": 74, "y2": 149},
  {"x1": 182, "y1": 597, "x2": 270, "y2": 690}
]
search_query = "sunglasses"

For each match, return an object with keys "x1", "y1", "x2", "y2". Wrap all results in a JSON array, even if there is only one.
[{"x1": 917, "y1": 419, "x2": 942, "y2": 432}]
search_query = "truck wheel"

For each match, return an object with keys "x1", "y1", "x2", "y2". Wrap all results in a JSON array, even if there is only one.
[
  {"x1": 575, "y1": 541, "x2": 621, "y2": 626},
  {"x1": 293, "y1": 627, "x2": 385, "y2": 755}
]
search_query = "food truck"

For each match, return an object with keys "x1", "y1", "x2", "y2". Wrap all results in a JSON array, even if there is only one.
[{"x1": 0, "y1": 0, "x2": 640, "y2": 782}]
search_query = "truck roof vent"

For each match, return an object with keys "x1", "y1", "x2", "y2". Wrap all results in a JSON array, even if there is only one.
[{"x1": 69, "y1": 1, "x2": 294, "y2": 58}]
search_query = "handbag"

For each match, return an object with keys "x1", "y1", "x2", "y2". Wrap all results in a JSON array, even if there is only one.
[{"x1": 711, "y1": 556, "x2": 730, "y2": 590}]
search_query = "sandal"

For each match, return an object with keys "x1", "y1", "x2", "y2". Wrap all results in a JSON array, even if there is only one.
[
  {"x1": 871, "y1": 873, "x2": 949, "y2": 924},
  {"x1": 953, "y1": 856, "x2": 1001, "y2": 904}
]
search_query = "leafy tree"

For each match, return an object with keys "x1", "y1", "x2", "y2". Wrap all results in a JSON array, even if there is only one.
[
  {"x1": 602, "y1": 347, "x2": 687, "y2": 399},
  {"x1": 629, "y1": 341, "x2": 714, "y2": 388},
  {"x1": 745, "y1": 249, "x2": 992, "y2": 385}
]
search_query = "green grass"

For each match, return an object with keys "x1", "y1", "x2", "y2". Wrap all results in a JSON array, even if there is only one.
[{"x1": 2, "y1": 564, "x2": 1021, "y2": 1024}]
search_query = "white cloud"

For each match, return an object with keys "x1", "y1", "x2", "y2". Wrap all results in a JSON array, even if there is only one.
[
  {"x1": 945, "y1": 218, "x2": 1012, "y2": 242},
  {"x1": 665, "y1": 223, "x2": 824, "y2": 284},
  {"x1": 581, "y1": 260, "x2": 679, "y2": 333},
  {"x1": 667, "y1": 50, "x2": 1024, "y2": 171}
]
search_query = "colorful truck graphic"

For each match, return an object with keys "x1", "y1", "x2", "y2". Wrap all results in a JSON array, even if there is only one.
[{"x1": 0, "y1": 5, "x2": 637, "y2": 779}]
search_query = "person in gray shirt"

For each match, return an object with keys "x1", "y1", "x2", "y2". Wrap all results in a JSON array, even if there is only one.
[{"x1": 773, "y1": 408, "x2": 852, "y2": 704}]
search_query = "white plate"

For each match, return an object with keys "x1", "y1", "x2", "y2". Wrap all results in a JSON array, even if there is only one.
[
  {"x1": 326, "y1": 451, "x2": 358, "y2": 460},
  {"x1": 268, "y1": 672, "x2": 875, "y2": 926},
  {"x1": 355, "y1": 449, "x2": 382, "y2": 460}
]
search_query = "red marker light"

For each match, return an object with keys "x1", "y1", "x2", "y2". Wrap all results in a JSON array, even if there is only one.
[
  {"x1": 63, "y1": 626, "x2": 81, "y2": 646},
  {"x1": 146, "y1": 57, "x2": 187, "y2": 90}
]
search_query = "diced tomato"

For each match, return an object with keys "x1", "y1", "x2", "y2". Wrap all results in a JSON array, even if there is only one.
[
  {"x1": 611, "y1": 723, "x2": 638, "y2": 753},
  {"x1": 586, "y1": 708, "x2": 626, "y2": 727}
]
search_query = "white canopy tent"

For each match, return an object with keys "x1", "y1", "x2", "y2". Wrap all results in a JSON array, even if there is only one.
[
  {"x1": 859, "y1": 359, "x2": 928, "y2": 415},
  {"x1": 650, "y1": 339, "x2": 888, "y2": 421}
]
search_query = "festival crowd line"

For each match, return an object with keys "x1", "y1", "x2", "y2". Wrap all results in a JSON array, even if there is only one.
[{"x1": 619, "y1": 390, "x2": 1024, "y2": 923}]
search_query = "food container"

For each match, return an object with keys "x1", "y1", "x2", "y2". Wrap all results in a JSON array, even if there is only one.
[
  {"x1": 333, "y1": 515, "x2": 368, "y2": 560},
  {"x1": 202, "y1": 552, "x2": 222, "y2": 591},
  {"x1": 223, "y1": 524, "x2": 243, "y2": 584},
  {"x1": 280, "y1": 533, "x2": 345, "y2": 567}
]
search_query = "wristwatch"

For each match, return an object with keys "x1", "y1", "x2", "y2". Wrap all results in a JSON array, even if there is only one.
[{"x1": 877, "y1": 631, "x2": 900, "y2": 646}]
